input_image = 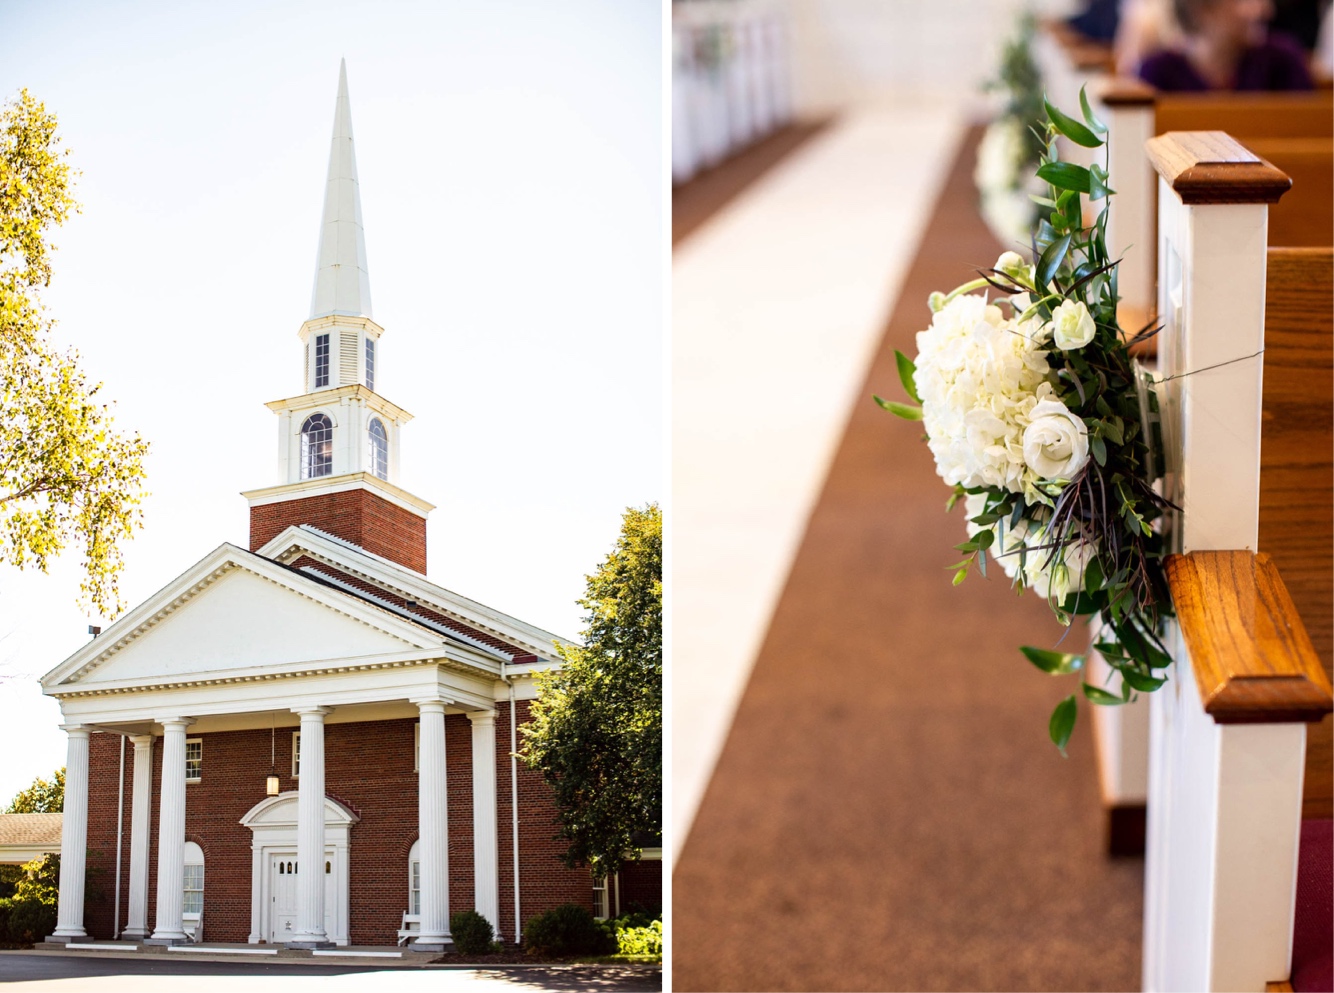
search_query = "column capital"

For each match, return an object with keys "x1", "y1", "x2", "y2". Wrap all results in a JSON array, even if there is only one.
[
  {"x1": 466, "y1": 709, "x2": 497, "y2": 725},
  {"x1": 292, "y1": 705, "x2": 333, "y2": 718},
  {"x1": 412, "y1": 696, "x2": 452, "y2": 714},
  {"x1": 58, "y1": 724, "x2": 90, "y2": 737},
  {"x1": 154, "y1": 717, "x2": 196, "y2": 730},
  {"x1": 129, "y1": 734, "x2": 154, "y2": 748}
]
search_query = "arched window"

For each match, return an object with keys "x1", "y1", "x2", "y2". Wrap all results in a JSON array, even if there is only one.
[
  {"x1": 183, "y1": 841, "x2": 205, "y2": 918},
  {"x1": 301, "y1": 414, "x2": 333, "y2": 479},
  {"x1": 368, "y1": 418, "x2": 389, "y2": 481},
  {"x1": 408, "y1": 839, "x2": 421, "y2": 915}
]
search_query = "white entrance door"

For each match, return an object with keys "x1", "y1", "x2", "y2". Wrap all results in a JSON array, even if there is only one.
[{"x1": 268, "y1": 854, "x2": 335, "y2": 942}]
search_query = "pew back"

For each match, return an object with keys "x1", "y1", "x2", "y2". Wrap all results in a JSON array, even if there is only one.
[{"x1": 1259, "y1": 247, "x2": 1334, "y2": 818}]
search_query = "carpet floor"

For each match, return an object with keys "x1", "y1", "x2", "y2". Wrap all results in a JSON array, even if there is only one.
[{"x1": 672, "y1": 126, "x2": 1145, "y2": 993}]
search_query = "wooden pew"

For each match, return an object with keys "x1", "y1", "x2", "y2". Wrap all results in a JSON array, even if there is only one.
[
  {"x1": 1139, "y1": 131, "x2": 1333, "y2": 993},
  {"x1": 1098, "y1": 80, "x2": 1333, "y2": 320}
]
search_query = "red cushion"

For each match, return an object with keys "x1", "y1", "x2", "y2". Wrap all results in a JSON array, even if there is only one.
[{"x1": 1292, "y1": 818, "x2": 1332, "y2": 993}]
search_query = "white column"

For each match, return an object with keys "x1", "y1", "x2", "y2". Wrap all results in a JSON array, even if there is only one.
[
  {"x1": 412, "y1": 698, "x2": 451, "y2": 951},
  {"x1": 148, "y1": 718, "x2": 193, "y2": 944},
  {"x1": 468, "y1": 710, "x2": 499, "y2": 935},
  {"x1": 120, "y1": 735, "x2": 154, "y2": 939},
  {"x1": 49, "y1": 725, "x2": 90, "y2": 941},
  {"x1": 289, "y1": 705, "x2": 332, "y2": 948}
]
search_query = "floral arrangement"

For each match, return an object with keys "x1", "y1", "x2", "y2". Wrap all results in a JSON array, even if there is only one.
[
  {"x1": 879, "y1": 90, "x2": 1174, "y2": 753},
  {"x1": 975, "y1": 13, "x2": 1046, "y2": 247}
]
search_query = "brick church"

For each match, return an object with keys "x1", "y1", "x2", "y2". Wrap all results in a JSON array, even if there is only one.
[{"x1": 38, "y1": 61, "x2": 660, "y2": 951}]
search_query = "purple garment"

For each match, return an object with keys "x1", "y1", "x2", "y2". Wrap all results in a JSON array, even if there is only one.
[{"x1": 1138, "y1": 32, "x2": 1315, "y2": 91}]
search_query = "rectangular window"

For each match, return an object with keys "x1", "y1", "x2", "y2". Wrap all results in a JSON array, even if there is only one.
[
  {"x1": 410, "y1": 861, "x2": 420, "y2": 916},
  {"x1": 292, "y1": 731, "x2": 301, "y2": 778},
  {"x1": 365, "y1": 337, "x2": 375, "y2": 393},
  {"x1": 592, "y1": 874, "x2": 609, "y2": 920},
  {"x1": 183, "y1": 864, "x2": 204, "y2": 914},
  {"x1": 185, "y1": 739, "x2": 202, "y2": 782},
  {"x1": 314, "y1": 334, "x2": 330, "y2": 388},
  {"x1": 414, "y1": 722, "x2": 419, "y2": 772}
]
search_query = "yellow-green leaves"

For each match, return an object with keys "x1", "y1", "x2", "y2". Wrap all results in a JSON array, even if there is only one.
[{"x1": 0, "y1": 90, "x2": 148, "y2": 616}]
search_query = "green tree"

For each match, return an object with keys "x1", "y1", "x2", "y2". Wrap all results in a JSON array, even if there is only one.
[
  {"x1": 1, "y1": 89, "x2": 148, "y2": 615},
  {"x1": 522, "y1": 504, "x2": 662, "y2": 879},
  {"x1": 5, "y1": 767, "x2": 63, "y2": 813}
]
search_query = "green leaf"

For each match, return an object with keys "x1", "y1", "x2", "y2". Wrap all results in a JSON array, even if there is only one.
[
  {"x1": 894, "y1": 350, "x2": 921, "y2": 404},
  {"x1": 1079, "y1": 85, "x2": 1109, "y2": 134},
  {"x1": 1083, "y1": 555, "x2": 1104, "y2": 595},
  {"x1": 1082, "y1": 683, "x2": 1126, "y2": 706},
  {"x1": 953, "y1": 567, "x2": 968, "y2": 586},
  {"x1": 1045, "y1": 95, "x2": 1103, "y2": 147},
  {"x1": 1036, "y1": 232, "x2": 1073, "y2": 289},
  {"x1": 1037, "y1": 161, "x2": 1093, "y2": 194},
  {"x1": 973, "y1": 529, "x2": 994, "y2": 550},
  {"x1": 1120, "y1": 668, "x2": 1167, "y2": 692},
  {"x1": 1088, "y1": 162, "x2": 1112, "y2": 201},
  {"x1": 1090, "y1": 434, "x2": 1107, "y2": 466},
  {"x1": 873, "y1": 395, "x2": 923, "y2": 420},
  {"x1": 1049, "y1": 695, "x2": 1077, "y2": 755},
  {"x1": 1021, "y1": 646, "x2": 1084, "y2": 675},
  {"x1": 1102, "y1": 418, "x2": 1123, "y2": 445}
]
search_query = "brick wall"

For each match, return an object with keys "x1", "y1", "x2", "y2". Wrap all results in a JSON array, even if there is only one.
[
  {"x1": 618, "y1": 858, "x2": 662, "y2": 916},
  {"x1": 248, "y1": 486, "x2": 427, "y2": 573},
  {"x1": 81, "y1": 712, "x2": 594, "y2": 946},
  {"x1": 496, "y1": 699, "x2": 597, "y2": 942}
]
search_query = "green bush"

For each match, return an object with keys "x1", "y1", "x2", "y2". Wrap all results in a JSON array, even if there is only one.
[
  {"x1": 7, "y1": 896, "x2": 55, "y2": 946},
  {"x1": 616, "y1": 919, "x2": 662, "y2": 957},
  {"x1": 450, "y1": 909, "x2": 494, "y2": 956},
  {"x1": 522, "y1": 903, "x2": 616, "y2": 957}
]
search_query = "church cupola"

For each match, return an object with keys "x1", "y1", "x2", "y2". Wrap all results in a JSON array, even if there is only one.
[{"x1": 242, "y1": 60, "x2": 433, "y2": 572}]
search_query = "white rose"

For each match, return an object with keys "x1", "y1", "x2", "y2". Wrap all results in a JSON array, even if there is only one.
[
  {"x1": 1048, "y1": 299, "x2": 1096, "y2": 350},
  {"x1": 1022, "y1": 399, "x2": 1089, "y2": 480}
]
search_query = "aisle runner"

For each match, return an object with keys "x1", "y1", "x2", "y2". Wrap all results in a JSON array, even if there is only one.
[
  {"x1": 673, "y1": 128, "x2": 1143, "y2": 993},
  {"x1": 672, "y1": 105, "x2": 962, "y2": 861}
]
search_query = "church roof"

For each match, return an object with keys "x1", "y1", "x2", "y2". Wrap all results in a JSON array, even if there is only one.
[
  {"x1": 309, "y1": 58, "x2": 373, "y2": 320},
  {"x1": 0, "y1": 813, "x2": 62, "y2": 850}
]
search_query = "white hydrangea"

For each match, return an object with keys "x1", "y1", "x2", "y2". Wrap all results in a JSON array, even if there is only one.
[{"x1": 914, "y1": 293, "x2": 1054, "y2": 497}]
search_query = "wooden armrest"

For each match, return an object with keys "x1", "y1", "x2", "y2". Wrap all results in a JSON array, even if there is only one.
[
  {"x1": 1146, "y1": 131, "x2": 1293, "y2": 204},
  {"x1": 1167, "y1": 551, "x2": 1334, "y2": 723},
  {"x1": 1098, "y1": 77, "x2": 1156, "y2": 106}
]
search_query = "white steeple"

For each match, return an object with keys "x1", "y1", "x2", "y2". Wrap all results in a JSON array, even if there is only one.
[{"x1": 309, "y1": 58, "x2": 372, "y2": 320}]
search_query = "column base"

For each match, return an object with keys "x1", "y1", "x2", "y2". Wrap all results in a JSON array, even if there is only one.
[
  {"x1": 120, "y1": 928, "x2": 150, "y2": 941},
  {"x1": 44, "y1": 933, "x2": 86, "y2": 944},
  {"x1": 409, "y1": 936, "x2": 454, "y2": 953},
  {"x1": 144, "y1": 928, "x2": 189, "y2": 944}
]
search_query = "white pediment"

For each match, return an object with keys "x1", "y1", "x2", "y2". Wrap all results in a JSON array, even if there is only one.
[{"x1": 43, "y1": 544, "x2": 445, "y2": 691}]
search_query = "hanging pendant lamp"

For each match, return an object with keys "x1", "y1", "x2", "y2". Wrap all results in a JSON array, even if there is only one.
[{"x1": 266, "y1": 712, "x2": 280, "y2": 795}]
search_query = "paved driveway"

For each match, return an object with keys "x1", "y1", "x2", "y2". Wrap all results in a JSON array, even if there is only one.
[{"x1": 0, "y1": 953, "x2": 662, "y2": 991}]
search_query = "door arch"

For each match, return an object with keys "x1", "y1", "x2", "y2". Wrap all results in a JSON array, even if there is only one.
[{"x1": 240, "y1": 792, "x2": 358, "y2": 945}]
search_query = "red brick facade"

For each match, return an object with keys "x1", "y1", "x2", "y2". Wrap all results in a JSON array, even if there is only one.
[
  {"x1": 249, "y1": 486, "x2": 428, "y2": 574},
  {"x1": 80, "y1": 707, "x2": 637, "y2": 946},
  {"x1": 618, "y1": 858, "x2": 663, "y2": 915}
]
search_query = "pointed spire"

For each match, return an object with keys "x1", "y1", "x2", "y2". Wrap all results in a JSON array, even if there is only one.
[{"x1": 309, "y1": 58, "x2": 373, "y2": 320}]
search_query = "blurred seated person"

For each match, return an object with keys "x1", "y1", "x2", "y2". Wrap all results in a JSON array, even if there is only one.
[
  {"x1": 1116, "y1": 0, "x2": 1182, "y2": 75},
  {"x1": 1138, "y1": 0, "x2": 1315, "y2": 89}
]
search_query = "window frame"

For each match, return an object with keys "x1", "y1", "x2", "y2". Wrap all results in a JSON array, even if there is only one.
[
  {"x1": 365, "y1": 336, "x2": 376, "y2": 393},
  {"x1": 408, "y1": 839, "x2": 421, "y2": 915},
  {"x1": 185, "y1": 738, "x2": 202, "y2": 783},
  {"x1": 300, "y1": 413, "x2": 334, "y2": 480},
  {"x1": 368, "y1": 417, "x2": 389, "y2": 481},
  {"x1": 314, "y1": 333, "x2": 330, "y2": 388},
  {"x1": 183, "y1": 841, "x2": 204, "y2": 916},
  {"x1": 292, "y1": 730, "x2": 300, "y2": 779}
]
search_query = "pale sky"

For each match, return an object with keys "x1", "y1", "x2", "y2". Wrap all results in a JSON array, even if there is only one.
[{"x1": 0, "y1": 0, "x2": 663, "y2": 804}]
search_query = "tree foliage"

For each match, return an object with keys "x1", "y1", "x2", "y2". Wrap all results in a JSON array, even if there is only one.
[
  {"x1": 5, "y1": 767, "x2": 63, "y2": 813},
  {"x1": 522, "y1": 504, "x2": 662, "y2": 878},
  {"x1": 1, "y1": 89, "x2": 148, "y2": 615}
]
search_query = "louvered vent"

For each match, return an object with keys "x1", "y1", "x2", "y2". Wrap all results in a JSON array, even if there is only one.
[
  {"x1": 304, "y1": 343, "x2": 310, "y2": 389},
  {"x1": 339, "y1": 331, "x2": 358, "y2": 386}
]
